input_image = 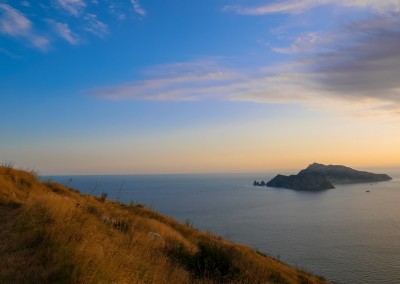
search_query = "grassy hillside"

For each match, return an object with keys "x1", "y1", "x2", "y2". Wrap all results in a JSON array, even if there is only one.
[{"x1": 0, "y1": 165, "x2": 328, "y2": 283}]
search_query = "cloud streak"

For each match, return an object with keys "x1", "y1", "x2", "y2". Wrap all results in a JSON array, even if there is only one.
[
  {"x1": 131, "y1": 0, "x2": 146, "y2": 16},
  {"x1": 89, "y1": 12, "x2": 400, "y2": 118},
  {"x1": 0, "y1": 47, "x2": 22, "y2": 58},
  {"x1": 83, "y1": 14, "x2": 108, "y2": 38},
  {"x1": 224, "y1": 0, "x2": 400, "y2": 15},
  {"x1": 90, "y1": 60, "x2": 241, "y2": 101},
  {"x1": 55, "y1": 0, "x2": 86, "y2": 16},
  {"x1": 0, "y1": 3, "x2": 50, "y2": 50},
  {"x1": 48, "y1": 19, "x2": 80, "y2": 44},
  {"x1": 0, "y1": 1, "x2": 146, "y2": 51}
]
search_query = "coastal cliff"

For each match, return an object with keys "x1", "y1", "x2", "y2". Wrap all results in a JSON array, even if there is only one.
[
  {"x1": 263, "y1": 163, "x2": 392, "y2": 191},
  {"x1": 304, "y1": 163, "x2": 392, "y2": 184},
  {"x1": 266, "y1": 171, "x2": 335, "y2": 191}
]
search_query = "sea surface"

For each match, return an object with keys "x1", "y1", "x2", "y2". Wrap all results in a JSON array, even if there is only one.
[{"x1": 46, "y1": 168, "x2": 400, "y2": 284}]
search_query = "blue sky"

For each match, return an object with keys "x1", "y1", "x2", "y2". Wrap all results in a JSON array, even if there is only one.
[{"x1": 1, "y1": 0, "x2": 400, "y2": 174}]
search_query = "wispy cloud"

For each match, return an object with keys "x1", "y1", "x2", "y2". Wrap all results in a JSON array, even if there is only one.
[
  {"x1": 83, "y1": 14, "x2": 108, "y2": 38},
  {"x1": 0, "y1": 1, "x2": 147, "y2": 52},
  {"x1": 0, "y1": 4, "x2": 31, "y2": 36},
  {"x1": 55, "y1": 0, "x2": 86, "y2": 16},
  {"x1": 20, "y1": 1, "x2": 30, "y2": 7},
  {"x1": 0, "y1": 3, "x2": 50, "y2": 50},
  {"x1": 130, "y1": 0, "x2": 146, "y2": 16},
  {"x1": 89, "y1": 60, "x2": 241, "y2": 101},
  {"x1": 224, "y1": 0, "x2": 400, "y2": 15},
  {"x1": 271, "y1": 32, "x2": 328, "y2": 54},
  {"x1": 47, "y1": 19, "x2": 80, "y2": 44},
  {"x1": 0, "y1": 47, "x2": 22, "y2": 59},
  {"x1": 107, "y1": 3, "x2": 126, "y2": 20},
  {"x1": 89, "y1": 12, "x2": 400, "y2": 118},
  {"x1": 224, "y1": 0, "x2": 328, "y2": 15}
]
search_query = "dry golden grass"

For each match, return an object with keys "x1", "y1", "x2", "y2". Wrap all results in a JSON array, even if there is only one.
[{"x1": 0, "y1": 165, "x2": 329, "y2": 283}]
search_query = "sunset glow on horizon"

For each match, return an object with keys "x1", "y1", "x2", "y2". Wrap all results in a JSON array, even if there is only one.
[{"x1": 1, "y1": 0, "x2": 400, "y2": 174}]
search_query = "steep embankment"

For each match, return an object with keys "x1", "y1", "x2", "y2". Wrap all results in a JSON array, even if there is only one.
[{"x1": 0, "y1": 165, "x2": 328, "y2": 283}]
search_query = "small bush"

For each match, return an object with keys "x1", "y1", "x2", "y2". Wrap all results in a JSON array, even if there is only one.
[
  {"x1": 298, "y1": 273, "x2": 314, "y2": 284},
  {"x1": 184, "y1": 218, "x2": 193, "y2": 228},
  {"x1": 86, "y1": 205, "x2": 99, "y2": 216},
  {"x1": 166, "y1": 240, "x2": 240, "y2": 282},
  {"x1": 45, "y1": 182, "x2": 65, "y2": 194},
  {"x1": 268, "y1": 271, "x2": 289, "y2": 283},
  {"x1": 27, "y1": 168, "x2": 39, "y2": 179},
  {"x1": 1, "y1": 201, "x2": 22, "y2": 209},
  {"x1": 193, "y1": 241, "x2": 240, "y2": 281},
  {"x1": 48, "y1": 260, "x2": 76, "y2": 283},
  {"x1": 1, "y1": 161, "x2": 14, "y2": 170},
  {"x1": 128, "y1": 200, "x2": 144, "y2": 208},
  {"x1": 99, "y1": 192, "x2": 107, "y2": 202},
  {"x1": 18, "y1": 178, "x2": 32, "y2": 189},
  {"x1": 112, "y1": 220, "x2": 130, "y2": 233}
]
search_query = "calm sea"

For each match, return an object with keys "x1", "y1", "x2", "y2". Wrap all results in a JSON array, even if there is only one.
[{"x1": 46, "y1": 168, "x2": 400, "y2": 284}]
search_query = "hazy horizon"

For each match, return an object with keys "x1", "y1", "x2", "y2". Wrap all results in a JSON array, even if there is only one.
[
  {"x1": 2, "y1": 0, "x2": 400, "y2": 174},
  {"x1": 39, "y1": 163, "x2": 400, "y2": 177}
]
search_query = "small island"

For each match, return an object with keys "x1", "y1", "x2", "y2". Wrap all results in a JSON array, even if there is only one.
[{"x1": 254, "y1": 163, "x2": 392, "y2": 191}]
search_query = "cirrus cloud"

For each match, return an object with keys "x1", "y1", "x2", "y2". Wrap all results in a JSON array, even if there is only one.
[
  {"x1": 130, "y1": 0, "x2": 146, "y2": 16},
  {"x1": 55, "y1": 0, "x2": 86, "y2": 16},
  {"x1": 89, "y1": 11, "x2": 400, "y2": 119},
  {"x1": 47, "y1": 19, "x2": 80, "y2": 44},
  {"x1": 0, "y1": 3, "x2": 50, "y2": 50},
  {"x1": 0, "y1": 0, "x2": 141, "y2": 52},
  {"x1": 223, "y1": 0, "x2": 400, "y2": 15},
  {"x1": 83, "y1": 14, "x2": 108, "y2": 38}
]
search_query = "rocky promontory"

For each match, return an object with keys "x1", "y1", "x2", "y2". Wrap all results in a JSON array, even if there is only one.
[
  {"x1": 266, "y1": 171, "x2": 335, "y2": 191},
  {"x1": 258, "y1": 163, "x2": 392, "y2": 191},
  {"x1": 304, "y1": 163, "x2": 392, "y2": 184}
]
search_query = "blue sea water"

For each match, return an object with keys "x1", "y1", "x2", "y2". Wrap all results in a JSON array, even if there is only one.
[{"x1": 46, "y1": 168, "x2": 400, "y2": 284}]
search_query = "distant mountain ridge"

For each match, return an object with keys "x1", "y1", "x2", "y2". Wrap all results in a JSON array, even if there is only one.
[{"x1": 263, "y1": 163, "x2": 392, "y2": 191}]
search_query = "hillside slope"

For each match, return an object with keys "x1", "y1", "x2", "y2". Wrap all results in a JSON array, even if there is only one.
[{"x1": 0, "y1": 165, "x2": 328, "y2": 283}]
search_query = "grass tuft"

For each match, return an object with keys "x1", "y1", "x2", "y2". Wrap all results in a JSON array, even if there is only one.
[{"x1": 167, "y1": 240, "x2": 241, "y2": 282}]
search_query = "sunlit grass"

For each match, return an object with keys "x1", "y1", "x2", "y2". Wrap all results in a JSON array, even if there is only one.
[{"x1": 0, "y1": 165, "x2": 328, "y2": 283}]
